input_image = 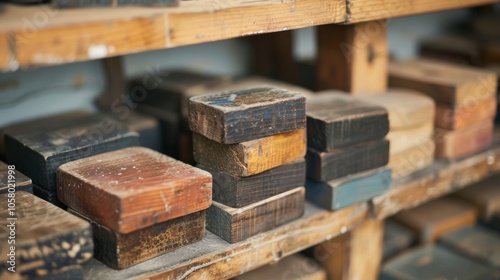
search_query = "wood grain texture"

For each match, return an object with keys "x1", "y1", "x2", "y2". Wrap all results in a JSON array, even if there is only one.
[
  {"x1": 4, "y1": 113, "x2": 139, "y2": 192},
  {"x1": 440, "y1": 226, "x2": 500, "y2": 269},
  {"x1": 380, "y1": 245, "x2": 496, "y2": 280},
  {"x1": 0, "y1": 161, "x2": 33, "y2": 194},
  {"x1": 389, "y1": 140, "x2": 435, "y2": 180},
  {"x1": 199, "y1": 159, "x2": 305, "y2": 208},
  {"x1": 57, "y1": 147, "x2": 212, "y2": 234},
  {"x1": 393, "y1": 196, "x2": 477, "y2": 243},
  {"x1": 455, "y1": 174, "x2": 500, "y2": 221},
  {"x1": 316, "y1": 20, "x2": 388, "y2": 94},
  {"x1": 387, "y1": 121, "x2": 433, "y2": 156},
  {"x1": 383, "y1": 220, "x2": 415, "y2": 261},
  {"x1": 233, "y1": 254, "x2": 326, "y2": 280},
  {"x1": 306, "y1": 93, "x2": 389, "y2": 151},
  {"x1": 207, "y1": 187, "x2": 305, "y2": 243},
  {"x1": 389, "y1": 59, "x2": 498, "y2": 107},
  {"x1": 362, "y1": 89, "x2": 435, "y2": 129},
  {"x1": 435, "y1": 119, "x2": 493, "y2": 160},
  {"x1": 70, "y1": 209, "x2": 205, "y2": 269},
  {"x1": 348, "y1": 219, "x2": 384, "y2": 280},
  {"x1": 306, "y1": 167, "x2": 391, "y2": 210},
  {"x1": 189, "y1": 87, "x2": 306, "y2": 144},
  {"x1": 193, "y1": 129, "x2": 306, "y2": 177},
  {"x1": 306, "y1": 140, "x2": 389, "y2": 182},
  {"x1": 0, "y1": 192, "x2": 93, "y2": 280},
  {"x1": 435, "y1": 98, "x2": 497, "y2": 130}
]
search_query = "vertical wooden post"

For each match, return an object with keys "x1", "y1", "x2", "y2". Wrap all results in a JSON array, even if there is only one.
[
  {"x1": 316, "y1": 21, "x2": 388, "y2": 94},
  {"x1": 96, "y1": 56, "x2": 127, "y2": 109}
]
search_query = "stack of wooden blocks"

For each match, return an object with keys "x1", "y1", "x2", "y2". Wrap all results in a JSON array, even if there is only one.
[
  {"x1": 304, "y1": 92, "x2": 392, "y2": 210},
  {"x1": 189, "y1": 87, "x2": 307, "y2": 243}
]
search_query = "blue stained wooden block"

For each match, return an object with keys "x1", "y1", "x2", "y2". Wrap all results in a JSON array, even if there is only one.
[{"x1": 306, "y1": 167, "x2": 391, "y2": 210}]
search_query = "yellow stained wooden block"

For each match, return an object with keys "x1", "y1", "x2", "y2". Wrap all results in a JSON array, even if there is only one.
[
  {"x1": 387, "y1": 121, "x2": 433, "y2": 156},
  {"x1": 389, "y1": 140, "x2": 435, "y2": 180},
  {"x1": 193, "y1": 129, "x2": 306, "y2": 177}
]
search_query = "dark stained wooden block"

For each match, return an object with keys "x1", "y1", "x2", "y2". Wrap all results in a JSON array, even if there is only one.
[
  {"x1": 306, "y1": 93, "x2": 389, "y2": 151},
  {"x1": 381, "y1": 246, "x2": 497, "y2": 280},
  {"x1": 456, "y1": 175, "x2": 500, "y2": 221},
  {"x1": 4, "y1": 113, "x2": 139, "y2": 192},
  {"x1": 440, "y1": 226, "x2": 500, "y2": 269},
  {"x1": 389, "y1": 59, "x2": 497, "y2": 107},
  {"x1": 393, "y1": 196, "x2": 478, "y2": 243},
  {"x1": 0, "y1": 192, "x2": 93, "y2": 280},
  {"x1": 193, "y1": 129, "x2": 306, "y2": 177},
  {"x1": 0, "y1": 161, "x2": 33, "y2": 194},
  {"x1": 34, "y1": 265, "x2": 83, "y2": 280},
  {"x1": 198, "y1": 158, "x2": 305, "y2": 208},
  {"x1": 207, "y1": 187, "x2": 305, "y2": 243},
  {"x1": 306, "y1": 139, "x2": 389, "y2": 182},
  {"x1": 33, "y1": 184, "x2": 67, "y2": 209},
  {"x1": 69, "y1": 209, "x2": 205, "y2": 269},
  {"x1": 189, "y1": 87, "x2": 306, "y2": 144},
  {"x1": 57, "y1": 147, "x2": 212, "y2": 234},
  {"x1": 306, "y1": 167, "x2": 391, "y2": 210},
  {"x1": 383, "y1": 220, "x2": 415, "y2": 261}
]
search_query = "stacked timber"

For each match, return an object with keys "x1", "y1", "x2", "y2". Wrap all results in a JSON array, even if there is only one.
[{"x1": 189, "y1": 86, "x2": 307, "y2": 243}]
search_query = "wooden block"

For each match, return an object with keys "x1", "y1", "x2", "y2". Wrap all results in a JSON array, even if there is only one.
[
  {"x1": 386, "y1": 121, "x2": 433, "y2": 156},
  {"x1": 57, "y1": 147, "x2": 212, "y2": 234},
  {"x1": 420, "y1": 36, "x2": 482, "y2": 66},
  {"x1": 487, "y1": 212, "x2": 500, "y2": 232},
  {"x1": 0, "y1": 161, "x2": 33, "y2": 194},
  {"x1": 440, "y1": 226, "x2": 500, "y2": 268},
  {"x1": 316, "y1": 21, "x2": 388, "y2": 94},
  {"x1": 234, "y1": 254, "x2": 326, "y2": 280},
  {"x1": 188, "y1": 87, "x2": 306, "y2": 144},
  {"x1": 69, "y1": 209, "x2": 205, "y2": 269},
  {"x1": 0, "y1": 192, "x2": 93, "y2": 280},
  {"x1": 306, "y1": 140, "x2": 389, "y2": 182},
  {"x1": 435, "y1": 98, "x2": 497, "y2": 130},
  {"x1": 455, "y1": 175, "x2": 500, "y2": 221},
  {"x1": 389, "y1": 140, "x2": 435, "y2": 180},
  {"x1": 306, "y1": 93, "x2": 389, "y2": 150},
  {"x1": 306, "y1": 167, "x2": 391, "y2": 210},
  {"x1": 4, "y1": 113, "x2": 139, "y2": 192},
  {"x1": 33, "y1": 184, "x2": 67, "y2": 209},
  {"x1": 193, "y1": 129, "x2": 306, "y2": 177},
  {"x1": 215, "y1": 76, "x2": 314, "y2": 98},
  {"x1": 389, "y1": 59, "x2": 498, "y2": 107},
  {"x1": 207, "y1": 187, "x2": 305, "y2": 243},
  {"x1": 383, "y1": 220, "x2": 415, "y2": 261},
  {"x1": 435, "y1": 119, "x2": 493, "y2": 159},
  {"x1": 393, "y1": 196, "x2": 477, "y2": 243},
  {"x1": 34, "y1": 265, "x2": 83, "y2": 280},
  {"x1": 362, "y1": 89, "x2": 436, "y2": 129},
  {"x1": 381, "y1": 246, "x2": 496, "y2": 280},
  {"x1": 199, "y1": 159, "x2": 305, "y2": 208}
]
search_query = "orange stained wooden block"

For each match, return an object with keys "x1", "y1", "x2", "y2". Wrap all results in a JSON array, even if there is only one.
[
  {"x1": 435, "y1": 98, "x2": 497, "y2": 130},
  {"x1": 57, "y1": 147, "x2": 212, "y2": 234}
]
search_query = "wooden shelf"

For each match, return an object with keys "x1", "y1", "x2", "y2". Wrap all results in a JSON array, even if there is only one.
[
  {"x1": 0, "y1": 0, "x2": 496, "y2": 72},
  {"x1": 82, "y1": 143, "x2": 500, "y2": 280}
]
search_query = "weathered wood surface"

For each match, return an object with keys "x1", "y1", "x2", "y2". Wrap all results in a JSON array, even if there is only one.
[
  {"x1": 199, "y1": 159, "x2": 305, "y2": 208},
  {"x1": 306, "y1": 93, "x2": 389, "y2": 151},
  {"x1": 233, "y1": 254, "x2": 326, "y2": 280},
  {"x1": 313, "y1": 232, "x2": 350, "y2": 280},
  {"x1": 58, "y1": 147, "x2": 212, "y2": 234},
  {"x1": 455, "y1": 174, "x2": 500, "y2": 221},
  {"x1": 380, "y1": 245, "x2": 497, "y2": 280},
  {"x1": 435, "y1": 98, "x2": 497, "y2": 130},
  {"x1": 0, "y1": 192, "x2": 93, "y2": 280},
  {"x1": 0, "y1": 161, "x2": 33, "y2": 194},
  {"x1": 389, "y1": 140, "x2": 435, "y2": 180},
  {"x1": 207, "y1": 187, "x2": 305, "y2": 243},
  {"x1": 193, "y1": 129, "x2": 306, "y2": 177},
  {"x1": 383, "y1": 220, "x2": 415, "y2": 261},
  {"x1": 189, "y1": 87, "x2": 306, "y2": 144},
  {"x1": 306, "y1": 167, "x2": 391, "y2": 210},
  {"x1": 435, "y1": 119, "x2": 493, "y2": 160},
  {"x1": 306, "y1": 140, "x2": 389, "y2": 182},
  {"x1": 389, "y1": 59, "x2": 498, "y2": 107},
  {"x1": 316, "y1": 21, "x2": 388, "y2": 94},
  {"x1": 440, "y1": 225, "x2": 500, "y2": 269},
  {"x1": 70, "y1": 209, "x2": 205, "y2": 269},
  {"x1": 393, "y1": 196, "x2": 477, "y2": 243},
  {"x1": 4, "y1": 113, "x2": 139, "y2": 192},
  {"x1": 386, "y1": 121, "x2": 433, "y2": 156}
]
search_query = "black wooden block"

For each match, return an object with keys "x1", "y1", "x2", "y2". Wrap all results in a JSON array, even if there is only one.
[
  {"x1": 198, "y1": 158, "x2": 305, "y2": 208},
  {"x1": 307, "y1": 93, "x2": 389, "y2": 151},
  {"x1": 0, "y1": 161, "x2": 33, "y2": 194},
  {"x1": 306, "y1": 139, "x2": 390, "y2": 182}
]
